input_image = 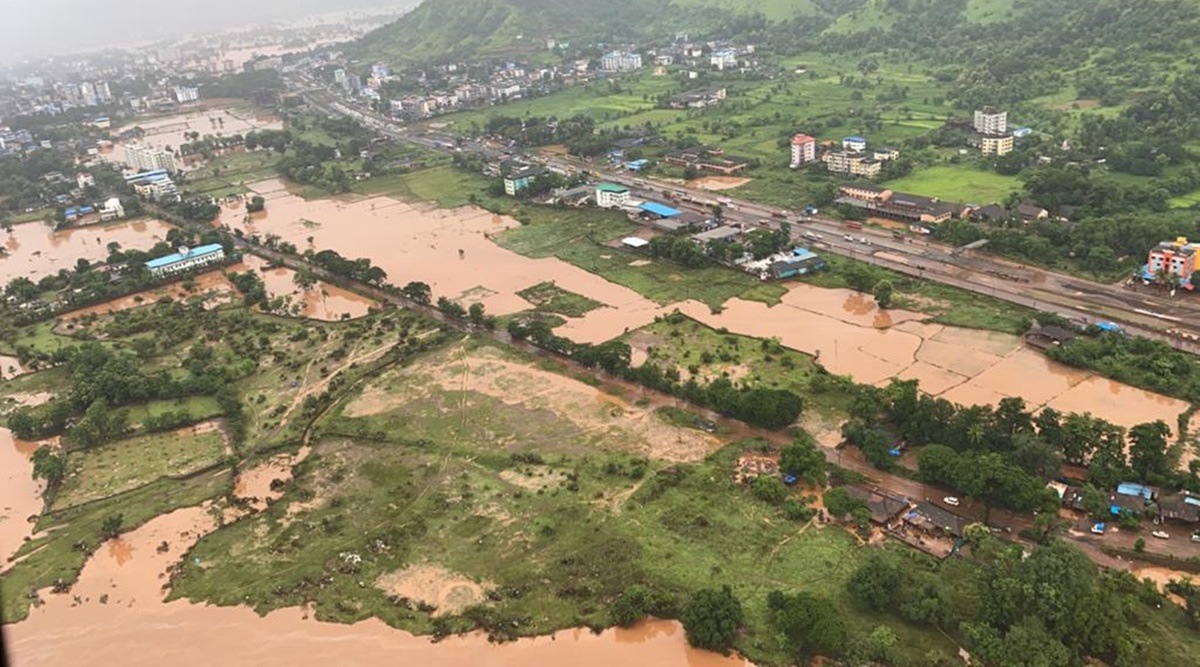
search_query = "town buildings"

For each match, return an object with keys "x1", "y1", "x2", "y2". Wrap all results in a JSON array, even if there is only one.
[
  {"x1": 99, "y1": 197, "x2": 126, "y2": 222},
  {"x1": 595, "y1": 183, "x2": 631, "y2": 208},
  {"x1": 123, "y1": 143, "x2": 177, "y2": 173},
  {"x1": 145, "y1": 244, "x2": 226, "y2": 278},
  {"x1": 842, "y1": 136, "x2": 867, "y2": 152},
  {"x1": 600, "y1": 51, "x2": 642, "y2": 72},
  {"x1": 823, "y1": 151, "x2": 883, "y2": 178},
  {"x1": 125, "y1": 169, "x2": 179, "y2": 201},
  {"x1": 173, "y1": 86, "x2": 200, "y2": 103},
  {"x1": 710, "y1": 49, "x2": 737, "y2": 70},
  {"x1": 664, "y1": 147, "x2": 750, "y2": 174},
  {"x1": 1143, "y1": 237, "x2": 1198, "y2": 289},
  {"x1": 835, "y1": 184, "x2": 957, "y2": 228},
  {"x1": 501, "y1": 161, "x2": 544, "y2": 196},
  {"x1": 789, "y1": 134, "x2": 816, "y2": 168}
]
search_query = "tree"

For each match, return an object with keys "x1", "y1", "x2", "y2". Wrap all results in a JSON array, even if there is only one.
[
  {"x1": 1128, "y1": 420, "x2": 1172, "y2": 484},
  {"x1": 401, "y1": 281, "x2": 432, "y2": 305},
  {"x1": 681, "y1": 586, "x2": 744, "y2": 652},
  {"x1": 751, "y1": 474, "x2": 788, "y2": 504},
  {"x1": 872, "y1": 279, "x2": 894, "y2": 308},
  {"x1": 100, "y1": 513, "x2": 124, "y2": 539},
  {"x1": 467, "y1": 302, "x2": 487, "y2": 327},
  {"x1": 848, "y1": 555, "x2": 903, "y2": 610},
  {"x1": 436, "y1": 296, "x2": 466, "y2": 319},
  {"x1": 293, "y1": 268, "x2": 317, "y2": 292},
  {"x1": 31, "y1": 446, "x2": 66, "y2": 487},
  {"x1": 779, "y1": 434, "x2": 826, "y2": 486},
  {"x1": 246, "y1": 195, "x2": 266, "y2": 213},
  {"x1": 766, "y1": 590, "x2": 846, "y2": 657}
]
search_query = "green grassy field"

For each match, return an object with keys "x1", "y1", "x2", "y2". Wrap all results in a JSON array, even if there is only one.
[
  {"x1": 516, "y1": 281, "x2": 604, "y2": 317},
  {"x1": 181, "y1": 150, "x2": 282, "y2": 197},
  {"x1": 53, "y1": 426, "x2": 229, "y2": 510},
  {"x1": 355, "y1": 164, "x2": 511, "y2": 211},
  {"x1": 883, "y1": 165, "x2": 1021, "y2": 204},
  {"x1": 1169, "y1": 189, "x2": 1200, "y2": 209}
]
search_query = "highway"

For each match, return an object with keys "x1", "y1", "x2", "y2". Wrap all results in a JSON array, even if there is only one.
[{"x1": 296, "y1": 83, "x2": 1200, "y2": 354}]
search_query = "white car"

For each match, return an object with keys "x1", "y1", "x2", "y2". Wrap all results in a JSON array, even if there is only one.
[
  {"x1": 843, "y1": 234, "x2": 854, "y2": 241},
  {"x1": 943, "y1": 496, "x2": 960, "y2": 507},
  {"x1": 1152, "y1": 530, "x2": 1170, "y2": 539}
]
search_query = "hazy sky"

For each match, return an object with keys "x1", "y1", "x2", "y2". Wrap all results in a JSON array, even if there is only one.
[{"x1": 0, "y1": 0, "x2": 409, "y2": 63}]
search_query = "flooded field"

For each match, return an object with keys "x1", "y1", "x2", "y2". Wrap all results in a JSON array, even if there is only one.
[
  {"x1": 225, "y1": 182, "x2": 670, "y2": 337},
  {"x1": 671, "y1": 284, "x2": 1191, "y2": 433},
  {"x1": 0, "y1": 428, "x2": 43, "y2": 568},
  {"x1": 221, "y1": 182, "x2": 1190, "y2": 436},
  {"x1": 111, "y1": 106, "x2": 283, "y2": 155},
  {"x1": 1, "y1": 218, "x2": 177, "y2": 286}
]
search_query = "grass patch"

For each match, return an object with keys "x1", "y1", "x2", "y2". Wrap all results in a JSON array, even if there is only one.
[
  {"x1": 495, "y1": 206, "x2": 785, "y2": 309},
  {"x1": 1, "y1": 467, "x2": 233, "y2": 623},
  {"x1": 884, "y1": 165, "x2": 1021, "y2": 204},
  {"x1": 53, "y1": 426, "x2": 229, "y2": 510},
  {"x1": 355, "y1": 165, "x2": 512, "y2": 212},
  {"x1": 516, "y1": 281, "x2": 604, "y2": 317}
]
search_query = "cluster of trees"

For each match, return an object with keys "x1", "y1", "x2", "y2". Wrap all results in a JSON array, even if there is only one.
[
  {"x1": 307, "y1": 249, "x2": 388, "y2": 286},
  {"x1": 505, "y1": 315, "x2": 803, "y2": 430},
  {"x1": 483, "y1": 114, "x2": 618, "y2": 157},
  {"x1": 1048, "y1": 330, "x2": 1200, "y2": 405},
  {"x1": 845, "y1": 379, "x2": 1188, "y2": 516},
  {"x1": 846, "y1": 536, "x2": 1167, "y2": 666}
]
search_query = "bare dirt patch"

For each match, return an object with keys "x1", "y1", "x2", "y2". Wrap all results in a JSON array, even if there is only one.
[
  {"x1": 499, "y1": 467, "x2": 568, "y2": 491},
  {"x1": 688, "y1": 176, "x2": 752, "y2": 191},
  {"x1": 375, "y1": 564, "x2": 492, "y2": 616}
]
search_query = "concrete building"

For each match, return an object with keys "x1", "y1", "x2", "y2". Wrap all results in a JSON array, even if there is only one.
[
  {"x1": 842, "y1": 136, "x2": 867, "y2": 152},
  {"x1": 76, "y1": 172, "x2": 95, "y2": 189},
  {"x1": 99, "y1": 197, "x2": 125, "y2": 222},
  {"x1": 710, "y1": 49, "x2": 737, "y2": 70},
  {"x1": 174, "y1": 86, "x2": 200, "y2": 103},
  {"x1": 334, "y1": 69, "x2": 347, "y2": 87},
  {"x1": 125, "y1": 169, "x2": 179, "y2": 201},
  {"x1": 501, "y1": 162, "x2": 543, "y2": 196},
  {"x1": 145, "y1": 244, "x2": 226, "y2": 278},
  {"x1": 668, "y1": 87, "x2": 726, "y2": 109},
  {"x1": 790, "y1": 134, "x2": 817, "y2": 168},
  {"x1": 822, "y1": 151, "x2": 882, "y2": 178},
  {"x1": 1143, "y1": 237, "x2": 1198, "y2": 289},
  {"x1": 600, "y1": 51, "x2": 642, "y2": 72},
  {"x1": 974, "y1": 108, "x2": 1008, "y2": 135},
  {"x1": 596, "y1": 183, "x2": 631, "y2": 208},
  {"x1": 371, "y1": 62, "x2": 390, "y2": 80},
  {"x1": 123, "y1": 143, "x2": 177, "y2": 173},
  {"x1": 980, "y1": 133, "x2": 1014, "y2": 156}
]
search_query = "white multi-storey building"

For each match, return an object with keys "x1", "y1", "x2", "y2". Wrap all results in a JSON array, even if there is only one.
[
  {"x1": 123, "y1": 143, "x2": 178, "y2": 173},
  {"x1": 790, "y1": 133, "x2": 817, "y2": 168},
  {"x1": 974, "y1": 108, "x2": 1008, "y2": 136}
]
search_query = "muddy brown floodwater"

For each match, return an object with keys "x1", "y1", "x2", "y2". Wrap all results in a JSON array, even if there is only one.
[
  {"x1": 0, "y1": 428, "x2": 43, "y2": 568},
  {"x1": 0, "y1": 218, "x2": 176, "y2": 286},
  {"x1": 110, "y1": 107, "x2": 283, "y2": 156}
]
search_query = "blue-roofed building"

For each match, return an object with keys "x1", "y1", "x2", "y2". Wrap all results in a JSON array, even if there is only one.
[
  {"x1": 638, "y1": 201, "x2": 682, "y2": 218},
  {"x1": 1116, "y1": 482, "x2": 1156, "y2": 501},
  {"x1": 626, "y1": 159, "x2": 649, "y2": 171},
  {"x1": 145, "y1": 244, "x2": 226, "y2": 278},
  {"x1": 64, "y1": 207, "x2": 79, "y2": 222},
  {"x1": 1012, "y1": 127, "x2": 1032, "y2": 138},
  {"x1": 770, "y1": 248, "x2": 826, "y2": 279},
  {"x1": 842, "y1": 136, "x2": 867, "y2": 152}
]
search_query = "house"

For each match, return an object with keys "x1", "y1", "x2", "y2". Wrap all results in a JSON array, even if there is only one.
[
  {"x1": 1116, "y1": 482, "x2": 1157, "y2": 502},
  {"x1": 968, "y1": 204, "x2": 1011, "y2": 222},
  {"x1": 1017, "y1": 202, "x2": 1048, "y2": 221},
  {"x1": 1143, "y1": 237, "x2": 1198, "y2": 289},
  {"x1": 126, "y1": 169, "x2": 179, "y2": 201},
  {"x1": 790, "y1": 134, "x2": 817, "y2": 168},
  {"x1": 75, "y1": 172, "x2": 95, "y2": 189},
  {"x1": 842, "y1": 136, "x2": 867, "y2": 152},
  {"x1": 600, "y1": 51, "x2": 642, "y2": 72},
  {"x1": 822, "y1": 150, "x2": 882, "y2": 178},
  {"x1": 501, "y1": 161, "x2": 544, "y2": 196},
  {"x1": 99, "y1": 197, "x2": 125, "y2": 221},
  {"x1": 1022, "y1": 325, "x2": 1077, "y2": 351},
  {"x1": 595, "y1": 183, "x2": 631, "y2": 208},
  {"x1": 663, "y1": 147, "x2": 750, "y2": 174},
  {"x1": 1159, "y1": 492, "x2": 1200, "y2": 524},
  {"x1": 845, "y1": 485, "x2": 911, "y2": 526},
  {"x1": 836, "y1": 185, "x2": 957, "y2": 225},
  {"x1": 692, "y1": 225, "x2": 741, "y2": 244},
  {"x1": 873, "y1": 147, "x2": 900, "y2": 162},
  {"x1": 144, "y1": 244, "x2": 226, "y2": 278},
  {"x1": 770, "y1": 248, "x2": 826, "y2": 279},
  {"x1": 668, "y1": 87, "x2": 726, "y2": 109},
  {"x1": 638, "y1": 201, "x2": 683, "y2": 219},
  {"x1": 981, "y1": 133, "x2": 1015, "y2": 156},
  {"x1": 904, "y1": 501, "x2": 971, "y2": 538},
  {"x1": 974, "y1": 108, "x2": 1008, "y2": 135},
  {"x1": 553, "y1": 185, "x2": 593, "y2": 207},
  {"x1": 710, "y1": 49, "x2": 737, "y2": 70}
]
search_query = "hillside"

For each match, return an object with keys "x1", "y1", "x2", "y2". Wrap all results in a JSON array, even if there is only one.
[{"x1": 354, "y1": 0, "x2": 821, "y2": 63}]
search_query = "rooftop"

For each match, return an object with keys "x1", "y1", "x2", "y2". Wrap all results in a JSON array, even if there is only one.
[
  {"x1": 638, "y1": 201, "x2": 682, "y2": 218},
  {"x1": 597, "y1": 183, "x2": 629, "y2": 193},
  {"x1": 145, "y1": 243, "x2": 224, "y2": 270}
]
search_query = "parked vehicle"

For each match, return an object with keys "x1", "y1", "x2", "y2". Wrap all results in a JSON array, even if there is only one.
[
  {"x1": 843, "y1": 234, "x2": 854, "y2": 242},
  {"x1": 845, "y1": 221, "x2": 863, "y2": 230},
  {"x1": 1191, "y1": 531, "x2": 1200, "y2": 543},
  {"x1": 1091, "y1": 522, "x2": 1106, "y2": 535},
  {"x1": 1152, "y1": 530, "x2": 1170, "y2": 539},
  {"x1": 943, "y1": 496, "x2": 960, "y2": 507}
]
